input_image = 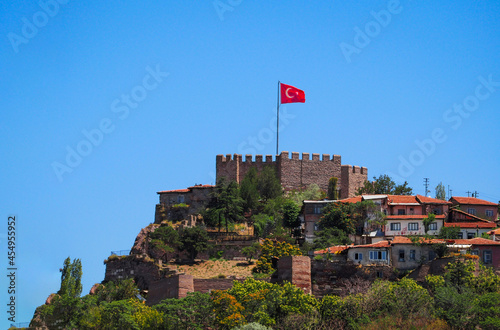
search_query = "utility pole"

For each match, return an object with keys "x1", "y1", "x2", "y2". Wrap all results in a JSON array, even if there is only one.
[
  {"x1": 447, "y1": 185, "x2": 452, "y2": 199},
  {"x1": 423, "y1": 178, "x2": 430, "y2": 196},
  {"x1": 473, "y1": 191, "x2": 478, "y2": 198},
  {"x1": 466, "y1": 191, "x2": 471, "y2": 197}
]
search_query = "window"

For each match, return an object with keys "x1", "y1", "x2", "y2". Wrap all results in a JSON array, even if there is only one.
[
  {"x1": 471, "y1": 250, "x2": 479, "y2": 256},
  {"x1": 398, "y1": 209, "x2": 406, "y2": 215},
  {"x1": 408, "y1": 223, "x2": 419, "y2": 231},
  {"x1": 486, "y1": 210, "x2": 494, "y2": 217},
  {"x1": 390, "y1": 222, "x2": 401, "y2": 231},
  {"x1": 313, "y1": 205, "x2": 323, "y2": 214},
  {"x1": 369, "y1": 250, "x2": 387, "y2": 261},
  {"x1": 399, "y1": 250, "x2": 405, "y2": 262},
  {"x1": 177, "y1": 195, "x2": 185, "y2": 203},
  {"x1": 428, "y1": 222, "x2": 438, "y2": 231},
  {"x1": 314, "y1": 223, "x2": 319, "y2": 231},
  {"x1": 457, "y1": 232, "x2": 464, "y2": 239},
  {"x1": 467, "y1": 208, "x2": 477, "y2": 215},
  {"x1": 429, "y1": 250, "x2": 436, "y2": 260},
  {"x1": 354, "y1": 253, "x2": 363, "y2": 261},
  {"x1": 483, "y1": 251, "x2": 492, "y2": 264},
  {"x1": 433, "y1": 209, "x2": 441, "y2": 215},
  {"x1": 409, "y1": 208, "x2": 414, "y2": 215},
  {"x1": 467, "y1": 232, "x2": 476, "y2": 239},
  {"x1": 409, "y1": 250, "x2": 416, "y2": 261}
]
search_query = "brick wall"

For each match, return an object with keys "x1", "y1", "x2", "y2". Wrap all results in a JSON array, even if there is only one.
[
  {"x1": 272, "y1": 256, "x2": 311, "y2": 294},
  {"x1": 146, "y1": 274, "x2": 194, "y2": 305},
  {"x1": 216, "y1": 152, "x2": 366, "y2": 197}
]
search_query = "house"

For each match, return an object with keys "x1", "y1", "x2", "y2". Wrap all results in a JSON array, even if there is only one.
[
  {"x1": 155, "y1": 184, "x2": 215, "y2": 223},
  {"x1": 443, "y1": 221, "x2": 496, "y2": 239},
  {"x1": 346, "y1": 240, "x2": 391, "y2": 266},
  {"x1": 451, "y1": 237, "x2": 500, "y2": 268},
  {"x1": 450, "y1": 197, "x2": 498, "y2": 222},
  {"x1": 384, "y1": 214, "x2": 445, "y2": 237},
  {"x1": 316, "y1": 236, "x2": 500, "y2": 270},
  {"x1": 389, "y1": 236, "x2": 445, "y2": 270}
]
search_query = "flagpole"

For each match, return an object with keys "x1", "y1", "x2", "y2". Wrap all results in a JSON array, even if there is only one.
[{"x1": 276, "y1": 80, "x2": 280, "y2": 155}]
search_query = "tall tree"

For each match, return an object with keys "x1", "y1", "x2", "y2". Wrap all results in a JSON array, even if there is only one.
[
  {"x1": 179, "y1": 227, "x2": 211, "y2": 261},
  {"x1": 58, "y1": 257, "x2": 82, "y2": 298},
  {"x1": 282, "y1": 199, "x2": 301, "y2": 231},
  {"x1": 239, "y1": 167, "x2": 260, "y2": 212},
  {"x1": 207, "y1": 178, "x2": 244, "y2": 232},
  {"x1": 257, "y1": 165, "x2": 282, "y2": 200},
  {"x1": 327, "y1": 177, "x2": 339, "y2": 200},
  {"x1": 435, "y1": 182, "x2": 446, "y2": 200}
]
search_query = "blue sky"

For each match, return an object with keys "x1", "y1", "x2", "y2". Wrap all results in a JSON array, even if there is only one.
[{"x1": 1, "y1": 0, "x2": 499, "y2": 326}]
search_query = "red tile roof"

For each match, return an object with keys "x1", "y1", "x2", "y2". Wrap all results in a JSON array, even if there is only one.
[
  {"x1": 444, "y1": 222, "x2": 496, "y2": 229},
  {"x1": 416, "y1": 195, "x2": 452, "y2": 205},
  {"x1": 387, "y1": 195, "x2": 419, "y2": 204},
  {"x1": 157, "y1": 188, "x2": 190, "y2": 194},
  {"x1": 188, "y1": 184, "x2": 215, "y2": 189},
  {"x1": 450, "y1": 197, "x2": 498, "y2": 206},
  {"x1": 314, "y1": 245, "x2": 351, "y2": 254},
  {"x1": 385, "y1": 214, "x2": 446, "y2": 220},
  {"x1": 391, "y1": 236, "x2": 445, "y2": 244},
  {"x1": 452, "y1": 237, "x2": 500, "y2": 246},
  {"x1": 351, "y1": 240, "x2": 391, "y2": 248},
  {"x1": 339, "y1": 196, "x2": 362, "y2": 203},
  {"x1": 487, "y1": 228, "x2": 500, "y2": 235}
]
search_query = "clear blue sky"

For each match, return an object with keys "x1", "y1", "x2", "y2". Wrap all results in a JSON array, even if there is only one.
[{"x1": 1, "y1": 0, "x2": 499, "y2": 326}]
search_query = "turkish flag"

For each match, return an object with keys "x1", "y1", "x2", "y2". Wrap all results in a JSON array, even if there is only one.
[{"x1": 280, "y1": 83, "x2": 305, "y2": 104}]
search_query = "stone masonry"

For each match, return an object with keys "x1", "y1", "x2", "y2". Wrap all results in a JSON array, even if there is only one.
[{"x1": 216, "y1": 151, "x2": 367, "y2": 198}]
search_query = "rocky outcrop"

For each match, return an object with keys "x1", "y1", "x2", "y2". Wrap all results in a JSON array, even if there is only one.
[{"x1": 130, "y1": 224, "x2": 159, "y2": 256}]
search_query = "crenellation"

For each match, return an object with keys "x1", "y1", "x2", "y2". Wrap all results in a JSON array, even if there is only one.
[{"x1": 215, "y1": 151, "x2": 366, "y2": 197}]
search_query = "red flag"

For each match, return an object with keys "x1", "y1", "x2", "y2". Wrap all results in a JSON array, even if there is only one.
[{"x1": 280, "y1": 83, "x2": 305, "y2": 104}]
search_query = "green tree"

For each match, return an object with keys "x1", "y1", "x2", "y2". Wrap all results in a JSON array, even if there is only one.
[
  {"x1": 207, "y1": 178, "x2": 245, "y2": 232},
  {"x1": 356, "y1": 174, "x2": 413, "y2": 195},
  {"x1": 318, "y1": 202, "x2": 355, "y2": 234},
  {"x1": 327, "y1": 177, "x2": 339, "y2": 200},
  {"x1": 58, "y1": 257, "x2": 82, "y2": 299},
  {"x1": 241, "y1": 241, "x2": 261, "y2": 263},
  {"x1": 240, "y1": 167, "x2": 260, "y2": 212},
  {"x1": 435, "y1": 182, "x2": 446, "y2": 200},
  {"x1": 438, "y1": 225, "x2": 460, "y2": 239},
  {"x1": 257, "y1": 165, "x2": 282, "y2": 200},
  {"x1": 95, "y1": 278, "x2": 140, "y2": 304},
  {"x1": 149, "y1": 225, "x2": 181, "y2": 259},
  {"x1": 422, "y1": 213, "x2": 436, "y2": 234},
  {"x1": 288, "y1": 184, "x2": 324, "y2": 205},
  {"x1": 282, "y1": 199, "x2": 301, "y2": 232},
  {"x1": 179, "y1": 226, "x2": 211, "y2": 261},
  {"x1": 313, "y1": 227, "x2": 351, "y2": 250},
  {"x1": 154, "y1": 292, "x2": 215, "y2": 330}
]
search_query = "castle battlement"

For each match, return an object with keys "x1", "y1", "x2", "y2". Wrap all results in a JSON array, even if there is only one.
[{"x1": 216, "y1": 151, "x2": 367, "y2": 198}]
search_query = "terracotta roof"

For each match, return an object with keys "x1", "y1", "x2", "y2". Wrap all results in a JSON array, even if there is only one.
[
  {"x1": 450, "y1": 197, "x2": 498, "y2": 206},
  {"x1": 385, "y1": 214, "x2": 445, "y2": 220},
  {"x1": 452, "y1": 237, "x2": 500, "y2": 246},
  {"x1": 391, "y1": 236, "x2": 445, "y2": 244},
  {"x1": 444, "y1": 222, "x2": 496, "y2": 229},
  {"x1": 339, "y1": 196, "x2": 363, "y2": 203},
  {"x1": 350, "y1": 240, "x2": 391, "y2": 248},
  {"x1": 157, "y1": 184, "x2": 215, "y2": 194},
  {"x1": 487, "y1": 228, "x2": 500, "y2": 235},
  {"x1": 387, "y1": 195, "x2": 419, "y2": 205},
  {"x1": 449, "y1": 208, "x2": 491, "y2": 222},
  {"x1": 416, "y1": 195, "x2": 452, "y2": 205},
  {"x1": 157, "y1": 188, "x2": 190, "y2": 194},
  {"x1": 314, "y1": 245, "x2": 351, "y2": 254}
]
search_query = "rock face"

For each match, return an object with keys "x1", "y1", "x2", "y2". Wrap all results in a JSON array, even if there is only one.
[{"x1": 130, "y1": 224, "x2": 159, "y2": 256}]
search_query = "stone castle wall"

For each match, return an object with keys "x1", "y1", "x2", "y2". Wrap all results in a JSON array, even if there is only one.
[{"x1": 216, "y1": 151, "x2": 367, "y2": 198}]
